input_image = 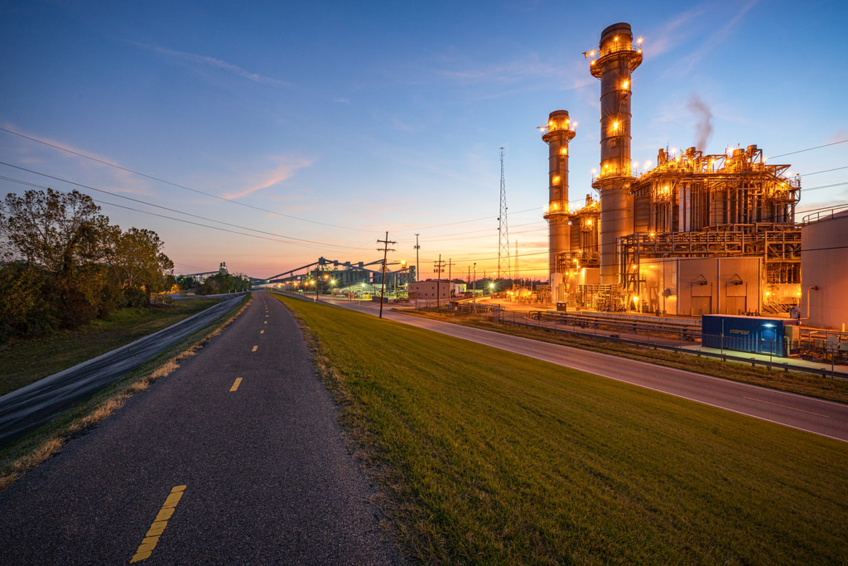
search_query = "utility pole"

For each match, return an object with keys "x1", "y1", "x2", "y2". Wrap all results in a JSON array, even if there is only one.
[
  {"x1": 446, "y1": 258, "x2": 456, "y2": 300},
  {"x1": 377, "y1": 231, "x2": 396, "y2": 319},
  {"x1": 434, "y1": 254, "x2": 445, "y2": 310},
  {"x1": 414, "y1": 234, "x2": 420, "y2": 282},
  {"x1": 515, "y1": 241, "x2": 519, "y2": 287}
]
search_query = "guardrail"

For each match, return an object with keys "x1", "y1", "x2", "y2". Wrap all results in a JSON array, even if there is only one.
[
  {"x1": 496, "y1": 312, "x2": 848, "y2": 380},
  {"x1": 522, "y1": 310, "x2": 701, "y2": 342}
]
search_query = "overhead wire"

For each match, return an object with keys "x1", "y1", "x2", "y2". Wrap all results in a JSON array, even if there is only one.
[{"x1": 0, "y1": 165, "x2": 371, "y2": 252}]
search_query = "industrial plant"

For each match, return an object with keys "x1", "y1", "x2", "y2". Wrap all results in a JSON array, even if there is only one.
[{"x1": 544, "y1": 22, "x2": 804, "y2": 317}]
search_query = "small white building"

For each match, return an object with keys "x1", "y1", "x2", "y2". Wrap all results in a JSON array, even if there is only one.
[{"x1": 409, "y1": 280, "x2": 450, "y2": 300}]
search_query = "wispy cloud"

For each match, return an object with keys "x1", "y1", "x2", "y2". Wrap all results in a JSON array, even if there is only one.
[
  {"x1": 0, "y1": 123, "x2": 152, "y2": 196},
  {"x1": 131, "y1": 41, "x2": 289, "y2": 87},
  {"x1": 432, "y1": 52, "x2": 578, "y2": 87},
  {"x1": 676, "y1": 0, "x2": 759, "y2": 73},
  {"x1": 223, "y1": 155, "x2": 315, "y2": 200}
]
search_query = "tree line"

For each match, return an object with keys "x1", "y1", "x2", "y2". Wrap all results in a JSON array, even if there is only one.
[
  {"x1": 176, "y1": 272, "x2": 252, "y2": 295},
  {"x1": 0, "y1": 189, "x2": 175, "y2": 342}
]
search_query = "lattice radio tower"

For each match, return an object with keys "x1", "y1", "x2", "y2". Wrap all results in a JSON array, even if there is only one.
[{"x1": 497, "y1": 147, "x2": 510, "y2": 280}]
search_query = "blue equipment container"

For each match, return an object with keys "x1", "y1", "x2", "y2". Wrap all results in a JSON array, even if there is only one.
[{"x1": 702, "y1": 314, "x2": 787, "y2": 357}]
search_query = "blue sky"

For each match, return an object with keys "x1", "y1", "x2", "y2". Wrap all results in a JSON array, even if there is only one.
[{"x1": 2, "y1": 0, "x2": 846, "y2": 280}]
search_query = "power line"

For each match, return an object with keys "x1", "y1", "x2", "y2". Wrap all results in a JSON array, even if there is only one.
[
  {"x1": 800, "y1": 165, "x2": 848, "y2": 177},
  {"x1": 1, "y1": 126, "x2": 543, "y2": 235},
  {"x1": 770, "y1": 139, "x2": 848, "y2": 159},
  {"x1": 0, "y1": 165, "x2": 370, "y2": 251},
  {"x1": 0, "y1": 126, "x2": 376, "y2": 233}
]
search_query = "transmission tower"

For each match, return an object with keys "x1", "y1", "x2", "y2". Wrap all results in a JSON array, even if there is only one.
[{"x1": 497, "y1": 147, "x2": 511, "y2": 280}]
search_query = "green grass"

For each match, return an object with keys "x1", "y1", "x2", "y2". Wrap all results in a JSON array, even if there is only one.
[
  {"x1": 276, "y1": 295, "x2": 848, "y2": 565},
  {"x1": 0, "y1": 298, "x2": 222, "y2": 396},
  {"x1": 404, "y1": 309, "x2": 848, "y2": 404}
]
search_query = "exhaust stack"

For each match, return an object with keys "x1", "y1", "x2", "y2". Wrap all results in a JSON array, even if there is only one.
[{"x1": 589, "y1": 22, "x2": 642, "y2": 285}]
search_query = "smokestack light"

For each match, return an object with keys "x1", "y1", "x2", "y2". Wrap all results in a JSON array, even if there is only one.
[
  {"x1": 561, "y1": 148, "x2": 568, "y2": 155},
  {"x1": 622, "y1": 80, "x2": 629, "y2": 89},
  {"x1": 612, "y1": 121, "x2": 620, "y2": 131}
]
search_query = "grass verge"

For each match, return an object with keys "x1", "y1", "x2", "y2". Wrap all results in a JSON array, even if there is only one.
[
  {"x1": 403, "y1": 309, "x2": 848, "y2": 404},
  {"x1": 0, "y1": 298, "x2": 224, "y2": 397},
  {"x1": 0, "y1": 294, "x2": 251, "y2": 493},
  {"x1": 276, "y1": 295, "x2": 848, "y2": 565}
]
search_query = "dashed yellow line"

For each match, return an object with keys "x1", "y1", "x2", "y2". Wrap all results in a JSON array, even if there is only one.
[
  {"x1": 230, "y1": 377, "x2": 243, "y2": 392},
  {"x1": 252, "y1": 345, "x2": 258, "y2": 352},
  {"x1": 130, "y1": 485, "x2": 186, "y2": 563}
]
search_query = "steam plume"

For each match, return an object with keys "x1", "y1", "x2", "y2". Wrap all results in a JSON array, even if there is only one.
[{"x1": 687, "y1": 94, "x2": 713, "y2": 151}]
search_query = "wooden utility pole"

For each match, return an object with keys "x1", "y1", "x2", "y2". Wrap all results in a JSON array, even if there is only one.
[
  {"x1": 434, "y1": 255, "x2": 445, "y2": 310},
  {"x1": 446, "y1": 258, "x2": 456, "y2": 300},
  {"x1": 377, "y1": 232, "x2": 396, "y2": 319},
  {"x1": 414, "y1": 234, "x2": 420, "y2": 282}
]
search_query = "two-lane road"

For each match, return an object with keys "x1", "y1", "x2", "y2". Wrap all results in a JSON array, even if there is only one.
[{"x1": 0, "y1": 292, "x2": 399, "y2": 565}]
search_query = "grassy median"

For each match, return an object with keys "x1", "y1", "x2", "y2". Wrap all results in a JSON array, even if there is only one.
[
  {"x1": 404, "y1": 309, "x2": 848, "y2": 404},
  {"x1": 277, "y1": 295, "x2": 848, "y2": 565},
  {"x1": 0, "y1": 298, "x2": 222, "y2": 397}
]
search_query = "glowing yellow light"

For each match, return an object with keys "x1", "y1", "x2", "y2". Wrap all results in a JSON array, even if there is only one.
[
  {"x1": 650, "y1": 232, "x2": 655, "y2": 237},
  {"x1": 548, "y1": 120, "x2": 553, "y2": 126},
  {"x1": 561, "y1": 147, "x2": 567, "y2": 155},
  {"x1": 622, "y1": 80, "x2": 629, "y2": 89},
  {"x1": 591, "y1": 168, "x2": 597, "y2": 174},
  {"x1": 552, "y1": 175, "x2": 561, "y2": 184},
  {"x1": 638, "y1": 37, "x2": 643, "y2": 44},
  {"x1": 587, "y1": 219, "x2": 593, "y2": 226},
  {"x1": 612, "y1": 121, "x2": 620, "y2": 131},
  {"x1": 632, "y1": 264, "x2": 638, "y2": 269},
  {"x1": 614, "y1": 36, "x2": 619, "y2": 41}
]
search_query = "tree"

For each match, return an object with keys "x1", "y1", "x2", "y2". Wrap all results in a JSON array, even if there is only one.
[
  {"x1": 1, "y1": 189, "x2": 114, "y2": 328},
  {"x1": 0, "y1": 188, "x2": 175, "y2": 339},
  {"x1": 110, "y1": 228, "x2": 174, "y2": 306}
]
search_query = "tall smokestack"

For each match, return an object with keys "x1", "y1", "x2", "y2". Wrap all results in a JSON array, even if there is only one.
[
  {"x1": 590, "y1": 23, "x2": 642, "y2": 285},
  {"x1": 542, "y1": 110, "x2": 575, "y2": 303}
]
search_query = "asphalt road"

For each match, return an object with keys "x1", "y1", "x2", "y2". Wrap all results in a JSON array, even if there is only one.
[
  {"x1": 317, "y1": 296, "x2": 848, "y2": 443},
  {"x1": 0, "y1": 294, "x2": 246, "y2": 448},
  {"x1": 0, "y1": 292, "x2": 399, "y2": 565}
]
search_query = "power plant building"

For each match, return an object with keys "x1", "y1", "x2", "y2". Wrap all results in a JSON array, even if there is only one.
[{"x1": 544, "y1": 22, "x2": 802, "y2": 316}]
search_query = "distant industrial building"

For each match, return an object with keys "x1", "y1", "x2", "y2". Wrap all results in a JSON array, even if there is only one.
[{"x1": 543, "y1": 22, "x2": 801, "y2": 316}]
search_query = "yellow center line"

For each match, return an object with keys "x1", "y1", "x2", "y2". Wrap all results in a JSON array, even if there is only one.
[
  {"x1": 742, "y1": 396, "x2": 830, "y2": 418},
  {"x1": 252, "y1": 345, "x2": 258, "y2": 352},
  {"x1": 230, "y1": 377, "x2": 243, "y2": 392},
  {"x1": 130, "y1": 485, "x2": 186, "y2": 563}
]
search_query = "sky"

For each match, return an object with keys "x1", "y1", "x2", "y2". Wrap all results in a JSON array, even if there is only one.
[{"x1": 1, "y1": 0, "x2": 847, "y2": 281}]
